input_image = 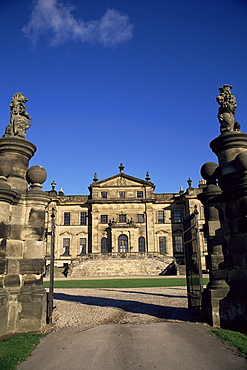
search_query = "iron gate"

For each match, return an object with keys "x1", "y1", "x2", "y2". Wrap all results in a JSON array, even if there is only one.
[{"x1": 183, "y1": 207, "x2": 203, "y2": 309}]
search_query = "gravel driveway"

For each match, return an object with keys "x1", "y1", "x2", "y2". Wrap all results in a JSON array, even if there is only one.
[{"x1": 52, "y1": 286, "x2": 202, "y2": 329}]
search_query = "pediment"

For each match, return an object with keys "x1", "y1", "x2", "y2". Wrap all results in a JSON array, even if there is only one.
[{"x1": 90, "y1": 174, "x2": 154, "y2": 188}]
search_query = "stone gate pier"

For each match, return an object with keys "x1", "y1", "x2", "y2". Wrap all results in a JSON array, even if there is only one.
[
  {"x1": 0, "y1": 93, "x2": 50, "y2": 337},
  {"x1": 199, "y1": 85, "x2": 247, "y2": 333}
]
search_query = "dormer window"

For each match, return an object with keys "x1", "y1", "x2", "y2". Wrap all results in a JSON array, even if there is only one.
[
  {"x1": 137, "y1": 191, "x2": 143, "y2": 198},
  {"x1": 101, "y1": 191, "x2": 107, "y2": 199},
  {"x1": 119, "y1": 191, "x2": 125, "y2": 199}
]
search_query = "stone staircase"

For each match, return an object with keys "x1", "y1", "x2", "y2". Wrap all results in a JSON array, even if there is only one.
[{"x1": 68, "y1": 253, "x2": 174, "y2": 278}]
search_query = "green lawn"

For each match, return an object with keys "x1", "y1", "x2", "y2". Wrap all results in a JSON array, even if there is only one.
[
  {"x1": 43, "y1": 277, "x2": 186, "y2": 289},
  {"x1": 0, "y1": 333, "x2": 44, "y2": 370},
  {"x1": 43, "y1": 277, "x2": 209, "y2": 289},
  {"x1": 211, "y1": 329, "x2": 247, "y2": 359}
]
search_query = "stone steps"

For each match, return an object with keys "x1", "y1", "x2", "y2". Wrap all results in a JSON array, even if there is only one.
[{"x1": 69, "y1": 255, "x2": 174, "y2": 277}]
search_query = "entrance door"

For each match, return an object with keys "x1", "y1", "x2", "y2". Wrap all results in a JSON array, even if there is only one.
[{"x1": 118, "y1": 234, "x2": 128, "y2": 252}]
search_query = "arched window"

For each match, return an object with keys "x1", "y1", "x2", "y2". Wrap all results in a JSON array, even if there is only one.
[
  {"x1": 138, "y1": 236, "x2": 146, "y2": 253},
  {"x1": 101, "y1": 237, "x2": 109, "y2": 253},
  {"x1": 118, "y1": 234, "x2": 128, "y2": 252}
]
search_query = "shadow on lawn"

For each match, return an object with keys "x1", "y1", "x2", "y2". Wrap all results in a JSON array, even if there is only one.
[{"x1": 54, "y1": 292, "x2": 202, "y2": 323}]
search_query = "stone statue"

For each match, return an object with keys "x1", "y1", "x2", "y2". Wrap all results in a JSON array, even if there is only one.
[
  {"x1": 216, "y1": 84, "x2": 240, "y2": 133},
  {"x1": 4, "y1": 92, "x2": 32, "y2": 138}
]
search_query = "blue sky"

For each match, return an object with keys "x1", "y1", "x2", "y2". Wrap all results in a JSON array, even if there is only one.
[{"x1": 1, "y1": 0, "x2": 247, "y2": 194}]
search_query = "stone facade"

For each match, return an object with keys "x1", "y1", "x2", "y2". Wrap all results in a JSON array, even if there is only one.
[{"x1": 45, "y1": 166, "x2": 206, "y2": 276}]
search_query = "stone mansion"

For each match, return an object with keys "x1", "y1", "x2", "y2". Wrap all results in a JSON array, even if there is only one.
[{"x1": 45, "y1": 164, "x2": 207, "y2": 272}]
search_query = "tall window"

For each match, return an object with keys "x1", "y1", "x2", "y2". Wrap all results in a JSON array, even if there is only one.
[
  {"x1": 80, "y1": 212, "x2": 86, "y2": 225},
  {"x1": 118, "y1": 234, "x2": 128, "y2": 252},
  {"x1": 119, "y1": 191, "x2": 125, "y2": 199},
  {"x1": 173, "y1": 210, "x2": 181, "y2": 223},
  {"x1": 63, "y1": 238, "x2": 70, "y2": 255},
  {"x1": 138, "y1": 214, "x2": 144, "y2": 223},
  {"x1": 101, "y1": 191, "x2": 107, "y2": 199},
  {"x1": 101, "y1": 237, "x2": 109, "y2": 253},
  {"x1": 157, "y1": 210, "x2": 164, "y2": 223},
  {"x1": 159, "y1": 236, "x2": 166, "y2": 254},
  {"x1": 101, "y1": 215, "x2": 108, "y2": 223},
  {"x1": 119, "y1": 214, "x2": 126, "y2": 223},
  {"x1": 138, "y1": 236, "x2": 146, "y2": 253},
  {"x1": 64, "y1": 212, "x2": 70, "y2": 225},
  {"x1": 137, "y1": 191, "x2": 143, "y2": 199},
  {"x1": 174, "y1": 236, "x2": 183, "y2": 253},
  {"x1": 80, "y1": 238, "x2": 86, "y2": 255}
]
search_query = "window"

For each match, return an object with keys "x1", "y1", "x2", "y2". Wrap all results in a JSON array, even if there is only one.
[
  {"x1": 137, "y1": 191, "x2": 143, "y2": 198},
  {"x1": 63, "y1": 238, "x2": 70, "y2": 255},
  {"x1": 101, "y1": 215, "x2": 108, "y2": 223},
  {"x1": 157, "y1": 210, "x2": 164, "y2": 223},
  {"x1": 101, "y1": 237, "x2": 109, "y2": 253},
  {"x1": 80, "y1": 238, "x2": 86, "y2": 255},
  {"x1": 118, "y1": 234, "x2": 128, "y2": 252},
  {"x1": 159, "y1": 236, "x2": 166, "y2": 254},
  {"x1": 138, "y1": 214, "x2": 144, "y2": 223},
  {"x1": 64, "y1": 212, "x2": 70, "y2": 225},
  {"x1": 101, "y1": 191, "x2": 107, "y2": 199},
  {"x1": 119, "y1": 214, "x2": 126, "y2": 223},
  {"x1": 119, "y1": 191, "x2": 125, "y2": 199},
  {"x1": 80, "y1": 212, "x2": 87, "y2": 225},
  {"x1": 138, "y1": 236, "x2": 146, "y2": 253},
  {"x1": 173, "y1": 210, "x2": 181, "y2": 223},
  {"x1": 174, "y1": 236, "x2": 183, "y2": 253}
]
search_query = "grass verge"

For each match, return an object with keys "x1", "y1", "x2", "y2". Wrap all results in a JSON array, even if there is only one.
[
  {"x1": 43, "y1": 277, "x2": 187, "y2": 289},
  {"x1": 43, "y1": 277, "x2": 209, "y2": 289},
  {"x1": 211, "y1": 329, "x2": 247, "y2": 359},
  {"x1": 0, "y1": 333, "x2": 44, "y2": 370}
]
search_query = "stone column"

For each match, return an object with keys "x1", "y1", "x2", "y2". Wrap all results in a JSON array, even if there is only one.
[
  {"x1": 15, "y1": 166, "x2": 50, "y2": 332},
  {"x1": 0, "y1": 93, "x2": 51, "y2": 336},
  {"x1": 198, "y1": 162, "x2": 230, "y2": 326},
  {"x1": 0, "y1": 157, "x2": 17, "y2": 336},
  {"x1": 200, "y1": 131, "x2": 247, "y2": 332},
  {"x1": 0, "y1": 139, "x2": 50, "y2": 335}
]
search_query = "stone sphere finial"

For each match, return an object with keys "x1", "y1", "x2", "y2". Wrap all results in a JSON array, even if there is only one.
[
  {"x1": 93, "y1": 172, "x2": 98, "y2": 182},
  {"x1": 201, "y1": 162, "x2": 220, "y2": 181},
  {"x1": 51, "y1": 180, "x2": 56, "y2": 190},
  {"x1": 26, "y1": 165, "x2": 47, "y2": 190},
  {"x1": 145, "y1": 171, "x2": 151, "y2": 181},
  {"x1": 119, "y1": 163, "x2": 125, "y2": 173},
  {"x1": 187, "y1": 178, "x2": 192, "y2": 188}
]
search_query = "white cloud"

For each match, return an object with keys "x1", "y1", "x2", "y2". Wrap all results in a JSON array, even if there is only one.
[{"x1": 22, "y1": 0, "x2": 133, "y2": 47}]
